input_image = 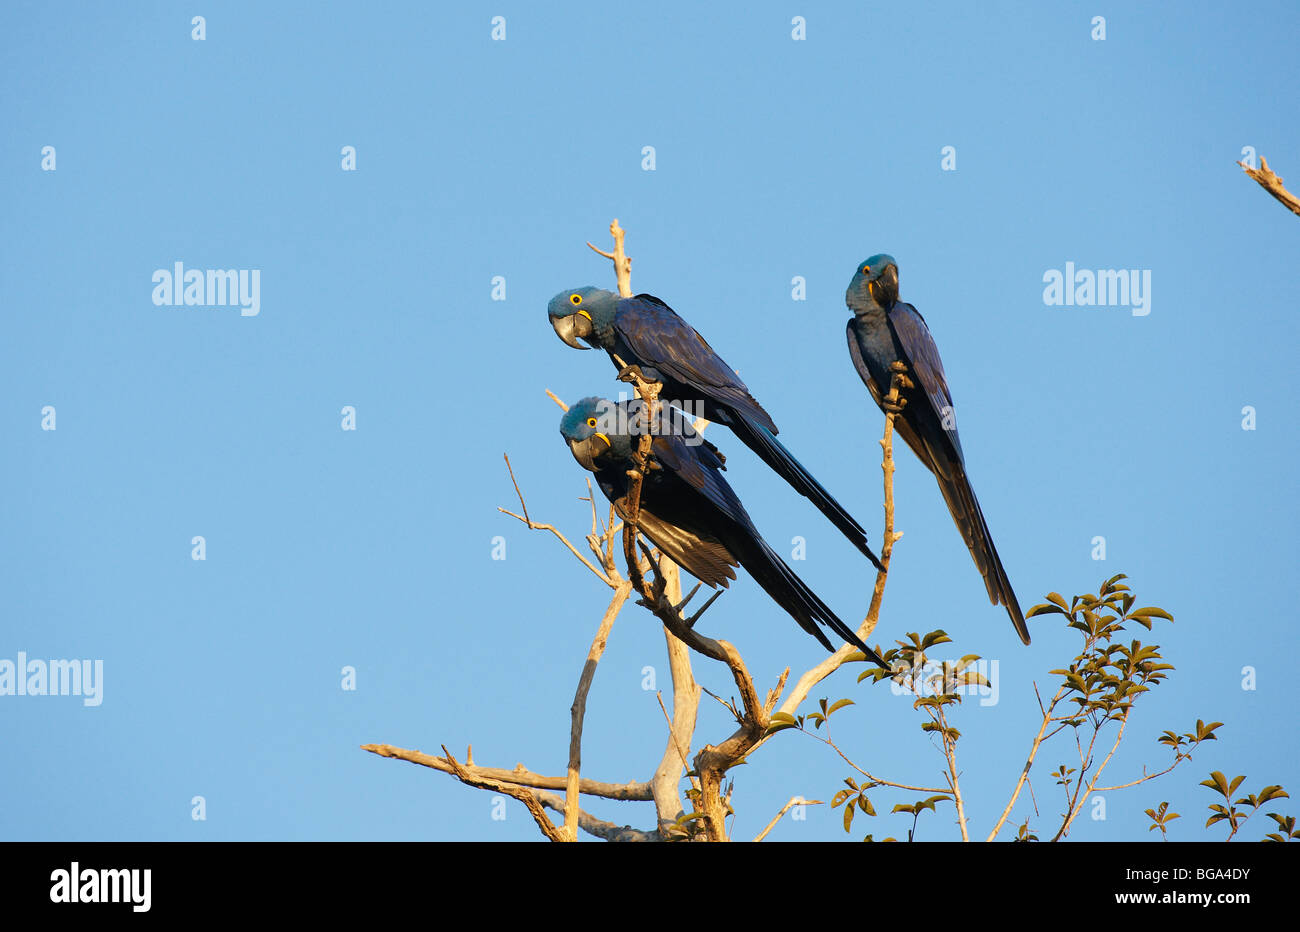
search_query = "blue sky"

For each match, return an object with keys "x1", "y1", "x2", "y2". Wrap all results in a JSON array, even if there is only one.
[{"x1": 1, "y1": 1, "x2": 1296, "y2": 842}]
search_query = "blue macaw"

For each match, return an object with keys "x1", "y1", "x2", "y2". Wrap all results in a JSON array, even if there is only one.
[
  {"x1": 548, "y1": 288, "x2": 883, "y2": 571},
  {"x1": 845, "y1": 256, "x2": 1028, "y2": 643},
  {"x1": 560, "y1": 396, "x2": 889, "y2": 667}
]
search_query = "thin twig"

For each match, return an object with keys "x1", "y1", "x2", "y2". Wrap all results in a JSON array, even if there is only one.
[
  {"x1": 500, "y1": 454, "x2": 611, "y2": 586},
  {"x1": 806, "y1": 729, "x2": 948, "y2": 795},
  {"x1": 655, "y1": 691, "x2": 699, "y2": 793},
  {"x1": 1239, "y1": 155, "x2": 1300, "y2": 217},
  {"x1": 685, "y1": 588, "x2": 724, "y2": 627},
  {"x1": 1054, "y1": 710, "x2": 1132, "y2": 841},
  {"x1": 753, "y1": 796, "x2": 823, "y2": 842},
  {"x1": 986, "y1": 680, "x2": 1069, "y2": 841},
  {"x1": 674, "y1": 581, "x2": 703, "y2": 613}
]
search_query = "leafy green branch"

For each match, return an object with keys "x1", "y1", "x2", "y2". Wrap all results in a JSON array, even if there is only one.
[
  {"x1": 1196, "y1": 773, "x2": 1290, "y2": 841},
  {"x1": 985, "y1": 574, "x2": 1190, "y2": 840},
  {"x1": 771, "y1": 630, "x2": 988, "y2": 840}
]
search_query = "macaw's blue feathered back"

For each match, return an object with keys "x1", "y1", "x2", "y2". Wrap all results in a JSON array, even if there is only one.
[{"x1": 612, "y1": 295, "x2": 778, "y2": 433}]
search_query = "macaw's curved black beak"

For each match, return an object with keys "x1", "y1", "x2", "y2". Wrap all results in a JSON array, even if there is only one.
[
  {"x1": 551, "y1": 311, "x2": 593, "y2": 350},
  {"x1": 567, "y1": 434, "x2": 610, "y2": 472},
  {"x1": 877, "y1": 265, "x2": 899, "y2": 305}
]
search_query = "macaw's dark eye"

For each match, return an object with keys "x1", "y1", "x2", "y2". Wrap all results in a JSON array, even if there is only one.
[
  {"x1": 570, "y1": 294, "x2": 582, "y2": 305},
  {"x1": 862, "y1": 266, "x2": 870, "y2": 275},
  {"x1": 586, "y1": 417, "x2": 598, "y2": 428}
]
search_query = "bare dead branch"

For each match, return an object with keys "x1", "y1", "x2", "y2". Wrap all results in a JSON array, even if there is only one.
[
  {"x1": 566, "y1": 580, "x2": 635, "y2": 839},
  {"x1": 1239, "y1": 155, "x2": 1300, "y2": 217},
  {"x1": 361, "y1": 744, "x2": 653, "y2": 801},
  {"x1": 651, "y1": 620, "x2": 701, "y2": 830},
  {"x1": 534, "y1": 791, "x2": 658, "y2": 842},
  {"x1": 438, "y1": 745, "x2": 565, "y2": 842},
  {"x1": 587, "y1": 218, "x2": 633, "y2": 297}
]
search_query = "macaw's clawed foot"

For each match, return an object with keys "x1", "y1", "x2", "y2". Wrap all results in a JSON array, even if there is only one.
[
  {"x1": 888, "y1": 361, "x2": 915, "y2": 392},
  {"x1": 882, "y1": 397, "x2": 908, "y2": 415},
  {"x1": 617, "y1": 364, "x2": 648, "y2": 384}
]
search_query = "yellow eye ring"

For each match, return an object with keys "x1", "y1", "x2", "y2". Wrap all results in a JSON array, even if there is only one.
[
  {"x1": 569, "y1": 294, "x2": 582, "y2": 305},
  {"x1": 586, "y1": 417, "x2": 598, "y2": 428},
  {"x1": 862, "y1": 266, "x2": 870, "y2": 275}
]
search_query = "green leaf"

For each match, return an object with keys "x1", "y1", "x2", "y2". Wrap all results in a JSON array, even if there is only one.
[
  {"x1": 1027, "y1": 603, "x2": 1063, "y2": 618},
  {"x1": 1200, "y1": 771, "x2": 1231, "y2": 798},
  {"x1": 1194, "y1": 720, "x2": 1224, "y2": 741},
  {"x1": 1258, "y1": 786, "x2": 1288, "y2": 804}
]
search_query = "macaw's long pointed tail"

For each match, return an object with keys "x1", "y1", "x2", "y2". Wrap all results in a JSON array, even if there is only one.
[
  {"x1": 931, "y1": 465, "x2": 1029, "y2": 644},
  {"x1": 729, "y1": 416, "x2": 885, "y2": 572},
  {"x1": 736, "y1": 535, "x2": 890, "y2": 670}
]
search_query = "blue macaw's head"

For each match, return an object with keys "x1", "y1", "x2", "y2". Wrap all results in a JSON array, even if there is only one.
[
  {"x1": 846, "y1": 254, "x2": 900, "y2": 310},
  {"x1": 560, "y1": 396, "x2": 622, "y2": 472},
  {"x1": 547, "y1": 287, "x2": 618, "y2": 349}
]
